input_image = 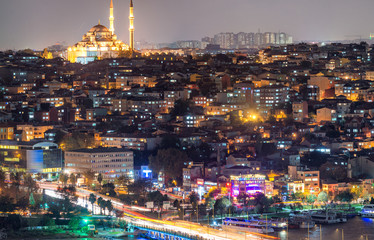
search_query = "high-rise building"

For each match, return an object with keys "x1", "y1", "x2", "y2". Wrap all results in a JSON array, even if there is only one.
[
  {"x1": 65, "y1": 148, "x2": 134, "y2": 180},
  {"x1": 214, "y1": 32, "x2": 236, "y2": 49},
  {"x1": 254, "y1": 85, "x2": 290, "y2": 115}
]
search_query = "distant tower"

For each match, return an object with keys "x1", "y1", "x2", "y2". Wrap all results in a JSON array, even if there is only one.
[
  {"x1": 129, "y1": 0, "x2": 135, "y2": 51},
  {"x1": 109, "y1": 0, "x2": 114, "y2": 35}
]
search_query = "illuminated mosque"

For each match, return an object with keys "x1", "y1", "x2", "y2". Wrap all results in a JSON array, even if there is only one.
[{"x1": 67, "y1": 0, "x2": 135, "y2": 64}]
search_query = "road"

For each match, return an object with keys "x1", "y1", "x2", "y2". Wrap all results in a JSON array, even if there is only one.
[{"x1": 39, "y1": 183, "x2": 278, "y2": 240}]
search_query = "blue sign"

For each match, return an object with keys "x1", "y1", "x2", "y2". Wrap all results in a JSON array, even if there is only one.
[{"x1": 141, "y1": 166, "x2": 152, "y2": 179}]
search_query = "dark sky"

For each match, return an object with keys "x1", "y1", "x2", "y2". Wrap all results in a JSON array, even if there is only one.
[{"x1": 0, "y1": 0, "x2": 373, "y2": 50}]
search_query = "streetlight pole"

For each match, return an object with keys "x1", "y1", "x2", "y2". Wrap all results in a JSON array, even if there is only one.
[
  {"x1": 287, "y1": 219, "x2": 289, "y2": 240},
  {"x1": 196, "y1": 204, "x2": 198, "y2": 224},
  {"x1": 266, "y1": 215, "x2": 268, "y2": 234},
  {"x1": 308, "y1": 223, "x2": 309, "y2": 240},
  {"x1": 320, "y1": 225, "x2": 322, "y2": 240},
  {"x1": 337, "y1": 228, "x2": 344, "y2": 240}
]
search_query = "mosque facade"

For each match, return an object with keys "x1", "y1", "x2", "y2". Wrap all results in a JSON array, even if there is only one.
[{"x1": 67, "y1": 0, "x2": 134, "y2": 64}]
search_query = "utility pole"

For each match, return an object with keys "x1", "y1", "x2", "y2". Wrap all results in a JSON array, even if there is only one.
[
  {"x1": 196, "y1": 204, "x2": 198, "y2": 223},
  {"x1": 308, "y1": 223, "x2": 310, "y2": 240},
  {"x1": 266, "y1": 215, "x2": 268, "y2": 234}
]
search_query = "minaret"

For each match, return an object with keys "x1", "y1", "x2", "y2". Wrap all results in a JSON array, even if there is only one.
[
  {"x1": 129, "y1": 0, "x2": 135, "y2": 51},
  {"x1": 109, "y1": 0, "x2": 114, "y2": 35}
]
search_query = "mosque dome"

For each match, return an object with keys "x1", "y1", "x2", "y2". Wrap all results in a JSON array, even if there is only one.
[{"x1": 89, "y1": 24, "x2": 110, "y2": 33}]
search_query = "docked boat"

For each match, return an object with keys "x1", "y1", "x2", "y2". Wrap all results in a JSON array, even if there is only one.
[
  {"x1": 310, "y1": 210, "x2": 347, "y2": 224},
  {"x1": 222, "y1": 217, "x2": 275, "y2": 234},
  {"x1": 255, "y1": 218, "x2": 288, "y2": 231},
  {"x1": 289, "y1": 212, "x2": 315, "y2": 229},
  {"x1": 361, "y1": 204, "x2": 374, "y2": 218}
]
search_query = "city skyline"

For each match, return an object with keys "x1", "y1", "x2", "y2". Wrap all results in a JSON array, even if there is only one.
[{"x1": 1, "y1": 0, "x2": 374, "y2": 50}]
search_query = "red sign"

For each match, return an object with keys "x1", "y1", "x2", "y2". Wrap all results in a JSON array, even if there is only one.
[{"x1": 197, "y1": 178, "x2": 204, "y2": 186}]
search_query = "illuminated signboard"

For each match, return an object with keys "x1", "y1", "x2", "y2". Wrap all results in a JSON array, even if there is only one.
[
  {"x1": 141, "y1": 165, "x2": 152, "y2": 179},
  {"x1": 230, "y1": 174, "x2": 266, "y2": 198},
  {"x1": 197, "y1": 178, "x2": 204, "y2": 186},
  {"x1": 5, "y1": 157, "x2": 19, "y2": 162}
]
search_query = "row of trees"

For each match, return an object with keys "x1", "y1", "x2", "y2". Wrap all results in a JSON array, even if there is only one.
[
  {"x1": 291, "y1": 190, "x2": 363, "y2": 204},
  {"x1": 59, "y1": 170, "x2": 98, "y2": 187},
  {"x1": 88, "y1": 193, "x2": 113, "y2": 215}
]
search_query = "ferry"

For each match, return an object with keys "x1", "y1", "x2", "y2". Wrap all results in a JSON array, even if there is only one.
[
  {"x1": 222, "y1": 217, "x2": 275, "y2": 234},
  {"x1": 361, "y1": 204, "x2": 374, "y2": 218},
  {"x1": 310, "y1": 210, "x2": 347, "y2": 224},
  {"x1": 255, "y1": 218, "x2": 288, "y2": 231}
]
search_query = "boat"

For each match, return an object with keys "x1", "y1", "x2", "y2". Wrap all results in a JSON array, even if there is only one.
[
  {"x1": 222, "y1": 217, "x2": 275, "y2": 234},
  {"x1": 361, "y1": 204, "x2": 374, "y2": 218},
  {"x1": 255, "y1": 217, "x2": 288, "y2": 231},
  {"x1": 289, "y1": 212, "x2": 315, "y2": 229},
  {"x1": 310, "y1": 210, "x2": 347, "y2": 224}
]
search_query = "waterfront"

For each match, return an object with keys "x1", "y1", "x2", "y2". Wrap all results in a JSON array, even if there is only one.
[{"x1": 272, "y1": 217, "x2": 374, "y2": 240}]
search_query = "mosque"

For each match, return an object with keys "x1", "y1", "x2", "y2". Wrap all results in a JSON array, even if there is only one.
[{"x1": 67, "y1": 0, "x2": 135, "y2": 64}]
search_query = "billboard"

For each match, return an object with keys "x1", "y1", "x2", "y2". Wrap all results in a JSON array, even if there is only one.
[{"x1": 26, "y1": 150, "x2": 43, "y2": 173}]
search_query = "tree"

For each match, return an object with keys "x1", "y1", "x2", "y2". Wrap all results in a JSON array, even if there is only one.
[
  {"x1": 17, "y1": 196, "x2": 29, "y2": 211},
  {"x1": 214, "y1": 197, "x2": 231, "y2": 217},
  {"x1": 171, "y1": 200, "x2": 179, "y2": 209},
  {"x1": 23, "y1": 174, "x2": 38, "y2": 193},
  {"x1": 97, "y1": 197, "x2": 104, "y2": 215},
  {"x1": 319, "y1": 162, "x2": 347, "y2": 181},
  {"x1": 68, "y1": 217, "x2": 81, "y2": 230},
  {"x1": 0, "y1": 196, "x2": 15, "y2": 212},
  {"x1": 351, "y1": 185, "x2": 363, "y2": 199},
  {"x1": 101, "y1": 183, "x2": 116, "y2": 197},
  {"x1": 115, "y1": 175, "x2": 131, "y2": 187},
  {"x1": 147, "y1": 191, "x2": 168, "y2": 209},
  {"x1": 306, "y1": 194, "x2": 317, "y2": 204},
  {"x1": 69, "y1": 173, "x2": 76, "y2": 186},
  {"x1": 106, "y1": 200, "x2": 113, "y2": 215},
  {"x1": 42, "y1": 48, "x2": 53, "y2": 59},
  {"x1": 89, "y1": 193, "x2": 96, "y2": 214},
  {"x1": 206, "y1": 186, "x2": 221, "y2": 199},
  {"x1": 170, "y1": 99, "x2": 191, "y2": 117},
  {"x1": 335, "y1": 191, "x2": 354, "y2": 203},
  {"x1": 60, "y1": 132, "x2": 97, "y2": 151},
  {"x1": 97, "y1": 173, "x2": 103, "y2": 186},
  {"x1": 159, "y1": 135, "x2": 181, "y2": 149},
  {"x1": 0, "y1": 169, "x2": 5, "y2": 188},
  {"x1": 10, "y1": 172, "x2": 22, "y2": 198},
  {"x1": 127, "y1": 179, "x2": 151, "y2": 199},
  {"x1": 149, "y1": 148, "x2": 188, "y2": 183},
  {"x1": 189, "y1": 192, "x2": 199, "y2": 205},
  {"x1": 248, "y1": 192, "x2": 271, "y2": 214},
  {"x1": 317, "y1": 191, "x2": 328, "y2": 203},
  {"x1": 83, "y1": 170, "x2": 95, "y2": 187},
  {"x1": 237, "y1": 192, "x2": 249, "y2": 205},
  {"x1": 205, "y1": 197, "x2": 216, "y2": 212},
  {"x1": 59, "y1": 173, "x2": 68, "y2": 186},
  {"x1": 301, "y1": 152, "x2": 329, "y2": 168}
]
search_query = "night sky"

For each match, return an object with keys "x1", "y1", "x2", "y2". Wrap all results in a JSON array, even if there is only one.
[{"x1": 0, "y1": 0, "x2": 373, "y2": 50}]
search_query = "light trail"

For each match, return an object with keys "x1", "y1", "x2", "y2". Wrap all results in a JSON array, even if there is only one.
[{"x1": 41, "y1": 183, "x2": 277, "y2": 240}]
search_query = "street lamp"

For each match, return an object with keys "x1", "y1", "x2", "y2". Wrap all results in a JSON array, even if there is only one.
[{"x1": 336, "y1": 228, "x2": 344, "y2": 240}]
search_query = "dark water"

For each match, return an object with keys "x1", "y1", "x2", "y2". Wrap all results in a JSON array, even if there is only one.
[
  {"x1": 271, "y1": 217, "x2": 374, "y2": 240},
  {"x1": 45, "y1": 217, "x2": 374, "y2": 240}
]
